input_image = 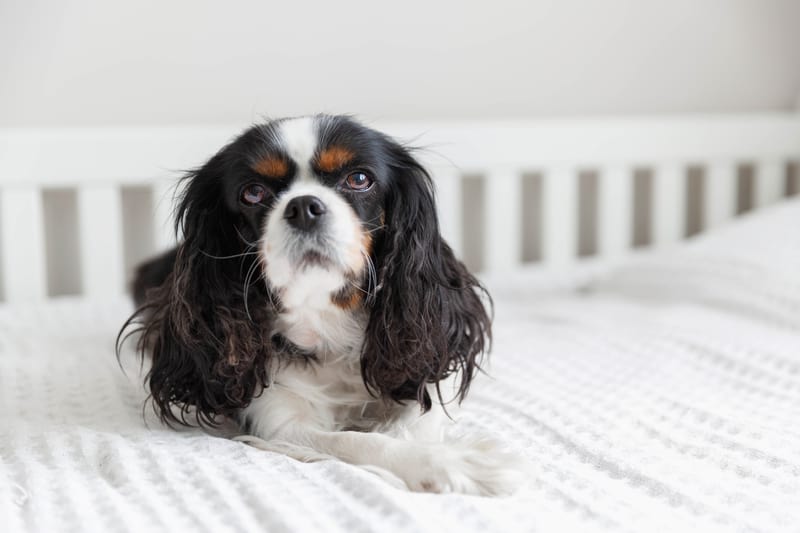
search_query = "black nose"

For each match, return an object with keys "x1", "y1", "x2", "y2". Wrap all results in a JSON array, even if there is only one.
[{"x1": 284, "y1": 195, "x2": 327, "y2": 231}]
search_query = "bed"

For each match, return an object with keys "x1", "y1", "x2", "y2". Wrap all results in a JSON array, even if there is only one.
[{"x1": 1, "y1": 115, "x2": 799, "y2": 532}]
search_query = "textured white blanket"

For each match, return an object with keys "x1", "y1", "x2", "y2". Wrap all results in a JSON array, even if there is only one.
[{"x1": 2, "y1": 200, "x2": 799, "y2": 533}]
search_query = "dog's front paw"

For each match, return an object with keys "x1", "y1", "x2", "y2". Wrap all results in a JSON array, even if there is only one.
[{"x1": 400, "y1": 439, "x2": 530, "y2": 496}]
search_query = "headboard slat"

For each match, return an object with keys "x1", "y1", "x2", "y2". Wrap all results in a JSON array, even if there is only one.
[
  {"x1": 598, "y1": 165, "x2": 633, "y2": 258},
  {"x1": 542, "y1": 166, "x2": 578, "y2": 267},
  {"x1": 652, "y1": 163, "x2": 687, "y2": 246},
  {"x1": 484, "y1": 169, "x2": 522, "y2": 272},
  {"x1": 755, "y1": 160, "x2": 785, "y2": 207},
  {"x1": 432, "y1": 167, "x2": 463, "y2": 258},
  {"x1": 77, "y1": 185, "x2": 125, "y2": 297},
  {"x1": 704, "y1": 161, "x2": 738, "y2": 230},
  {"x1": 0, "y1": 187, "x2": 47, "y2": 301},
  {"x1": 153, "y1": 182, "x2": 178, "y2": 253}
]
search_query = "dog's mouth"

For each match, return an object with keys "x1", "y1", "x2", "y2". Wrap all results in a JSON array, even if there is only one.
[{"x1": 296, "y1": 249, "x2": 335, "y2": 270}]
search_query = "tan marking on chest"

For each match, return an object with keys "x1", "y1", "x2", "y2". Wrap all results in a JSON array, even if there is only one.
[{"x1": 331, "y1": 286, "x2": 364, "y2": 311}]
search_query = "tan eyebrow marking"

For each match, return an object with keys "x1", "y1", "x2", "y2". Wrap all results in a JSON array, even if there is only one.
[
  {"x1": 316, "y1": 146, "x2": 355, "y2": 173},
  {"x1": 252, "y1": 156, "x2": 289, "y2": 178}
]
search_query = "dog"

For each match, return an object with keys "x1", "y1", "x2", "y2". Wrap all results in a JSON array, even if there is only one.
[{"x1": 121, "y1": 115, "x2": 524, "y2": 495}]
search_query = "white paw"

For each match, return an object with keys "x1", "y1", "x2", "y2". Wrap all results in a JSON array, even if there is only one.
[{"x1": 399, "y1": 438, "x2": 530, "y2": 496}]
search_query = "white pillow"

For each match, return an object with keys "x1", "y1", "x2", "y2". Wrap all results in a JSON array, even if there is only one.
[{"x1": 588, "y1": 197, "x2": 800, "y2": 329}]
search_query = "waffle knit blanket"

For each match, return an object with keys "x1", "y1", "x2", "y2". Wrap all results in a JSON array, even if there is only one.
[{"x1": 2, "y1": 199, "x2": 799, "y2": 533}]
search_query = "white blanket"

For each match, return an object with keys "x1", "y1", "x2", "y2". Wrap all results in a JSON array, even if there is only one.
[{"x1": 2, "y1": 200, "x2": 799, "y2": 533}]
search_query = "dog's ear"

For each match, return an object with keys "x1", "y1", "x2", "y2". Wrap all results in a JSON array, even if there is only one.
[
  {"x1": 360, "y1": 143, "x2": 492, "y2": 411},
  {"x1": 120, "y1": 149, "x2": 273, "y2": 427}
]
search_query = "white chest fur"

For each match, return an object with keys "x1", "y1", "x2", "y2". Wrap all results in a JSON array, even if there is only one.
[
  {"x1": 275, "y1": 266, "x2": 366, "y2": 356},
  {"x1": 243, "y1": 266, "x2": 387, "y2": 438}
]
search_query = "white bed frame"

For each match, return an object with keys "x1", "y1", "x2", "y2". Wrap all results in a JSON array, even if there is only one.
[{"x1": 1, "y1": 113, "x2": 798, "y2": 303}]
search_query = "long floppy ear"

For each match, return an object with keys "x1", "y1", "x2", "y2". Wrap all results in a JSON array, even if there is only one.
[
  {"x1": 120, "y1": 150, "x2": 274, "y2": 427},
  {"x1": 361, "y1": 143, "x2": 492, "y2": 411}
]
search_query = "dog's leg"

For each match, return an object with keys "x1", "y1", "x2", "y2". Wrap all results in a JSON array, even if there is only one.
[
  {"x1": 239, "y1": 423, "x2": 524, "y2": 496},
  {"x1": 238, "y1": 387, "x2": 526, "y2": 496}
]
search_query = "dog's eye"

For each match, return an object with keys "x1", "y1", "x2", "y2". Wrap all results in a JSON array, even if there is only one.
[
  {"x1": 343, "y1": 172, "x2": 373, "y2": 191},
  {"x1": 241, "y1": 183, "x2": 267, "y2": 205}
]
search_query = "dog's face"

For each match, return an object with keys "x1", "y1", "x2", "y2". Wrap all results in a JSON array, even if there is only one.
[
  {"x1": 209, "y1": 116, "x2": 418, "y2": 306},
  {"x1": 244, "y1": 117, "x2": 390, "y2": 302},
  {"x1": 129, "y1": 115, "x2": 491, "y2": 426}
]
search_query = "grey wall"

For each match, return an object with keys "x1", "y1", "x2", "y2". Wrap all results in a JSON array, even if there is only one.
[{"x1": 1, "y1": 0, "x2": 798, "y2": 126}]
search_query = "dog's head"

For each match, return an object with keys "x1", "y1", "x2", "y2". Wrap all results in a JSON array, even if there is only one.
[{"x1": 128, "y1": 115, "x2": 491, "y2": 425}]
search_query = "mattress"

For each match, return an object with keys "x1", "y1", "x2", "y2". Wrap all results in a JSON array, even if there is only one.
[{"x1": 2, "y1": 199, "x2": 799, "y2": 533}]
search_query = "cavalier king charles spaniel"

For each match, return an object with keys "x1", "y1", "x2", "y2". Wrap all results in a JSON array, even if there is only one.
[{"x1": 121, "y1": 115, "x2": 524, "y2": 496}]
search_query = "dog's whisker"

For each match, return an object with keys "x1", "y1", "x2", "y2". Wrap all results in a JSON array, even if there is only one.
[
  {"x1": 235, "y1": 226, "x2": 260, "y2": 248},
  {"x1": 200, "y1": 249, "x2": 259, "y2": 260},
  {"x1": 362, "y1": 224, "x2": 387, "y2": 235},
  {"x1": 359, "y1": 248, "x2": 378, "y2": 303},
  {"x1": 347, "y1": 280, "x2": 371, "y2": 296},
  {"x1": 236, "y1": 244, "x2": 259, "y2": 278},
  {"x1": 242, "y1": 257, "x2": 263, "y2": 323}
]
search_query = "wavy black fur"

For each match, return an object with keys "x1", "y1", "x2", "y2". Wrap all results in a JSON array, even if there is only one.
[
  {"x1": 361, "y1": 137, "x2": 492, "y2": 410},
  {"x1": 118, "y1": 148, "x2": 276, "y2": 427}
]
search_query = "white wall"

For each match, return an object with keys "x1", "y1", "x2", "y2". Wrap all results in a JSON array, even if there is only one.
[{"x1": 1, "y1": 0, "x2": 798, "y2": 126}]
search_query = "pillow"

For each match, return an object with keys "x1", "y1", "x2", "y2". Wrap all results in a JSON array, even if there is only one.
[{"x1": 587, "y1": 198, "x2": 800, "y2": 329}]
